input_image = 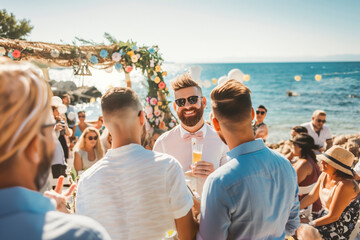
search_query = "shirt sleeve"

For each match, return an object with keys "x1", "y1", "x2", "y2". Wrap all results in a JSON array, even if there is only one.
[
  {"x1": 285, "y1": 185, "x2": 300, "y2": 236},
  {"x1": 197, "y1": 175, "x2": 231, "y2": 240},
  {"x1": 166, "y1": 158, "x2": 193, "y2": 219},
  {"x1": 153, "y1": 137, "x2": 164, "y2": 153}
]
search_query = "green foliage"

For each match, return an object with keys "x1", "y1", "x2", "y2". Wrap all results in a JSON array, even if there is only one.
[{"x1": 0, "y1": 9, "x2": 33, "y2": 39}]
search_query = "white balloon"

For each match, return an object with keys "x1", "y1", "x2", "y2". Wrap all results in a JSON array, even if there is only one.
[
  {"x1": 189, "y1": 66, "x2": 202, "y2": 83},
  {"x1": 218, "y1": 76, "x2": 228, "y2": 85},
  {"x1": 203, "y1": 80, "x2": 211, "y2": 88},
  {"x1": 58, "y1": 104, "x2": 67, "y2": 115},
  {"x1": 51, "y1": 96, "x2": 62, "y2": 107},
  {"x1": 228, "y1": 69, "x2": 245, "y2": 82},
  {"x1": 67, "y1": 111, "x2": 75, "y2": 121}
]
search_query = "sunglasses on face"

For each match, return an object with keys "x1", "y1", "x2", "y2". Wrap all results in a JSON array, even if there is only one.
[
  {"x1": 175, "y1": 96, "x2": 201, "y2": 107},
  {"x1": 316, "y1": 119, "x2": 326, "y2": 123},
  {"x1": 87, "y1": 136, "x2": 98, "y2": 141},
  {"x1": 256, "y1": 110, "x2": 266, "y2": 115},
  {"x1": 78, "y1": 115, "x2": 85, "y2": 118}
]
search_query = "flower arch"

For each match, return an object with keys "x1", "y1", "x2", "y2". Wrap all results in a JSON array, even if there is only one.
[{"x1": 0, "y1": 35, "x2": 178, "y2": 133}]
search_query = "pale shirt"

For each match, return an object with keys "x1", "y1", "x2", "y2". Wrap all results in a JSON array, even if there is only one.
[
  {"x1": 75, "y1": 149, "x2": 98, "y2": 170},
  {"x1": 76, "y1": 144, "x2": 193, "y2": 240},
  {"x1": 0, "y1": 187, "x2": 110, "y2": 240},
  {"x1": 301, "y1": 121, "x2": 332, "y2": 148},
  {"x1": 153, "y1": 124, "x2": 229, "y2": 195},
  {"x1": 197, "y1": 139, "x2": 300, "y2": 240}
]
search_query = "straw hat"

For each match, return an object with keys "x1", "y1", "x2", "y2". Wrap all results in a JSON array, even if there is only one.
[{"x1": 317, "y1": 146, "x2": 355, "y2": 176}]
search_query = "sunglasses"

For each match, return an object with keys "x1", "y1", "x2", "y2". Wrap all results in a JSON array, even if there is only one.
[
  {"x1": 175, "y1": 96, "x2": 202, "y2": 107},
  {"x1": 78, "y1": 115, "x2": 85, "y2": 118},
  {"x1": 87, "y1": 136, "x2": 98, "y2": 141},
  {"x1": 316, "y1": 119, "x2": 326, "y2": 123},
  {"x1": 256, "y1": 110, "x2": 266, "y2": 115}
]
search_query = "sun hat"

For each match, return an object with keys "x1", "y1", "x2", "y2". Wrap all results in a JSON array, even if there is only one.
[
  {"x1": 290, "y1": 133, "x2": 319, "y2": 150},
  {"x1": 317, "y1": 146, "x2": 356, "y2": 176}
]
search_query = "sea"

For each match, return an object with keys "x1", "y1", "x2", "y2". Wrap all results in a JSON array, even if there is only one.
[{"x1": 48, "y1": 62, "x2": 360, "y2": 144}]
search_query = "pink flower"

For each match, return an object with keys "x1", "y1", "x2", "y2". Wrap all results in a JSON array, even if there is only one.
[
  {"x1": 169, "y1": 122, "x2": 175, "y2": 128},
  {"x1": 145, "y1": 105, "x2": 153, "y2": 114},
  {"x1": 158, "y1": 82, "x2": 166, "y2": 89},
  {"x1": 112, "y1": 52, "x2": 121, "y2": 62},
  {"x1": 147, "y1": 113, "x2": 153, "y2": 119},
  {"x1": 154, "y1": 109, "x2": 161, "y2": 117},
  {"x1": 12, "y1": 50, "x2": 21, "y2": 59},
  {"x1": 150, "y1": 98, "x2": 158, "y2": 106},
  {"x1": 125, "y1": 66, "x2": 133, "y2": 73}
]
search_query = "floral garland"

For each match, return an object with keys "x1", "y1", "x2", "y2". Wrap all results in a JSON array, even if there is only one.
[{"x1": 0, "y1": 37, "x2": 178, "y2": 134}]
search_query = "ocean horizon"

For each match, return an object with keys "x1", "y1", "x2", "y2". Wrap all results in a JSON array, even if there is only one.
[{"x1": 49, "y1": 61, "x2": 360, "y2": 144}]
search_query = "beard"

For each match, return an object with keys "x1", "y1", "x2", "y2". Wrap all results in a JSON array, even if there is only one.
[
  {"x1": 178, "y1": 104, "x2": 204, "y2": 127},
  {"x1": 34, "y1": 140, "x2": 54, "y2": 191}
]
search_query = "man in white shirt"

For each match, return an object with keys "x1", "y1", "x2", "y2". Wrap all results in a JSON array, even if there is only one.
[
  {"x1": 76, "y1": 87, "x2": 197, "y2": 240},
  {"x1": 153, "y1": 74, "x2": 228, "y2": 192},
  {"x1": 301, "y1": 110, "x2": 333, "y2": 152}
]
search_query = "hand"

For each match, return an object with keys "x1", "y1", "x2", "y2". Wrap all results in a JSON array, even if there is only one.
[
  {"x1": 191, "y1": 161, "x2": 215, "y2": 178},
  {"x1": 55, "y1": 123, "x2": 63, "y2": 132},
  {"x1": 43, "y1": 176, "x2": 76, "y2": 214},
  {"x1": 192, "y1": 197, "x2": 201, "y2": 223}
]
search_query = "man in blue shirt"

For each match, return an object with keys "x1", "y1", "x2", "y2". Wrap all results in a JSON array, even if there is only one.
[
  {"x1": 0, "y1": 59, "x2": 110, "y2": 240},
  {"x1": 197, "y1": 79, "x2": 300, "y2": 240}
]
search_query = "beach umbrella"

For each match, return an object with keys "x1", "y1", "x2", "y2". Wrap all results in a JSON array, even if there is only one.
[{"x1": 228, "y1": 69, "x2": 245, "y2": 82}]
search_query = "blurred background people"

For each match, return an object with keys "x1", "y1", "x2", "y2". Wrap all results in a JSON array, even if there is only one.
[
  {"x1": 72, "y1": 110, "x2": 89, "y2": 142},
  {"x1": 253, "y1": 105, "x2": 268, "y2": 142}
]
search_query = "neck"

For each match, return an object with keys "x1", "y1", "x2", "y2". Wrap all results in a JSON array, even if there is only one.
[
  {"x1": 222, "y1": 123, "x2": 256, "y2": 150},
  {"x1": 110, "y1": 125, "x2": 141, "y2": 149},
  {"x1": 255, "y1": 120, "x2": 263, "y2": 125},
  {"x1": 181, "y1": 118, "x2": 205, "y2": 133},
  {"x1": 84, "y1": 145, "x2": 94, "y2": 152}
]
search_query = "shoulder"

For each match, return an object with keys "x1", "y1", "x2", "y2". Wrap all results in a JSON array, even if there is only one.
[
  {"x1": 338, "y1": 179, "x2": 360, "y2": 194},
  {"x1": 45, "y1": 211, "x2": 110, "y2": 239},
  {"x1": 157, "y1": 126, "x2": 180, "y2": 142}
]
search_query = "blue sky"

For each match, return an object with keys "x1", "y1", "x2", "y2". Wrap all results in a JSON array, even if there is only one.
[{"x1": 1, "y1": 0, "x2": 360, "y2": 62}]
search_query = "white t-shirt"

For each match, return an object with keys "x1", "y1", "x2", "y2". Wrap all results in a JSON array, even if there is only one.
[
  {"x1": 301, "y1": 121, "x2": 332, "y2": 148},
  {"x1": 76, "y1": 144, "x2": 193, "y2": 240}
]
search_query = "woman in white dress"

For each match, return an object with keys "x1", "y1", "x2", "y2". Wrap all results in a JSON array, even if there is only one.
[{"x1": 74, "y1": 127, "x2": 104, "y2": 175}]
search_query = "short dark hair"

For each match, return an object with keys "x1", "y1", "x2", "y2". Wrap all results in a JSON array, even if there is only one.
[
  {"x1": 171, "y1": 73, "x2": 202, "y2": 94},
  {"x1": 101, "y1": 87, "x2": 142, "y2": 114},
  {"x1": 211, "y1": 79, "x2": 252, "y2": 122},
  {"x1": 78, "y1": 111, "x2": 85, "y2": 115},
  {"x1": 292, "y1": 126, "x2": 308, "y2": 134},
  {"x1": 258, "y1": 105, "x2": 267, "y2": 112},
  {"x1": 61, "y1": 93, "x2": 70, "y2": 99}
]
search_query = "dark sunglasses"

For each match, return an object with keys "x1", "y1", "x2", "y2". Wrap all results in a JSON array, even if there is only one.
[
  {"x1": 175, "y1": 96, "x2": 202, "y2": 107},
  {"x1": 316, "y1": 119, "x2": 326, "y2": 123},
  {"x1": 87, "y1": 136, "x2": 98, "y2": 141},
  {"x1": 78, "y1": 115, "x2": 85, "y2": 118},
  {"x1": 256, "y1": 110, "x2": 266, "y2": 115}
]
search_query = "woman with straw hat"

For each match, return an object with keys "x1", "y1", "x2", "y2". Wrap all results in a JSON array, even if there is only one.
[
  {"x1": 291, "y1": 133, "x2": 322, "y2": 212},
  {"x1": 300, "y1": 146, "x2": 360, "y2": 239}
]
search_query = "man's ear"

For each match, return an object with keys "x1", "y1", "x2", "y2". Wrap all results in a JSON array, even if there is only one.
[
  {"x1": 212, "y1": 116, "x2": 221, "y2": 132},
  {"x1": 202, "y1": 96, "x2": 207, "y2": 107},
  {"x1": 139, "y1": 111, "x2": 145, "y2": 126},
  {"x1": 25, "y1": 134, "x2": 41, "y2": 165},
  {"x1": 173, "y1": 102, "x2": 177, "y2": 111},
  {"x1": 252, "y1": 108, "x2": 255, "y2": 121}
]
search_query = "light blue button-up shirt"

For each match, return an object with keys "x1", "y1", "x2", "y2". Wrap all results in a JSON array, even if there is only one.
[
  {"x1": 198, "y1": 139, "x2": 300, "y2": 240},
  {"x1": 0, "y1": 187, "x2": 110, "y2": 240}
]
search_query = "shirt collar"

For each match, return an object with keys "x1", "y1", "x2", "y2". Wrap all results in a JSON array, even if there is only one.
[
  {"x1": 227, "y1": 139, "x2": 266, "y2": 158},
  {"x1": 0, "y1": 187, "x2": 55, "y2": 216},
  {"x1": 106, "y1": 143, "x2": 143, "y2": 157},
  {"x1": 179, "y1": 123, "x2": 207, "y2": 139}
]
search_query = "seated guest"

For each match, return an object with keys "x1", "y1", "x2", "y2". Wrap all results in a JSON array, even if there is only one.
[
  {"x1": 285, "y1": 126, "x2": 309, "y2": 161},
  {"x1": 72, "y1": 111, "x2": 89, "y2": 140},
  {"x1": 197, "y1": 80, "x2": 299, "y2": 239},
  {"x1": 300, "y1": 146, "x2": 360, "y2": 240},
  {"x1": 0, "y1": 59, "x2": 110, "y2": 239},
  {"x1": 252, "y1": 105, "x2": 269, "y2": 141},
  {"x1": 74, "y1": 127, "x2": 104, "y2": 175},
  {"x1": 291, "y1": 126, "x2": 308, "y2": 138},
  {"x1": 291, "y1": 134, "x2": 322, "y2": 212},
  {"x1": 76, "y1": 87, "x2": 197, "y2": 240}
]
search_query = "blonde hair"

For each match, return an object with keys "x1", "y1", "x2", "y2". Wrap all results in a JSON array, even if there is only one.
[
  {"x1": 0, "y1": 58, "x2": 52, "y2": 164},
  {"x1": 74, "y1": 127, "x2": 104, "y2": 159},
  {"x1": 313, "y1": 110, "x2": 326, "y2": 118},
  {"x1": 170, "y1": 73, "x2": 202, "y2": 93}
]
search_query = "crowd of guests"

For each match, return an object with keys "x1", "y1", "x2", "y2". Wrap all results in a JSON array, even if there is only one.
[{"x1": 1, "y1": 58, "x2": 359, "y2": 240}]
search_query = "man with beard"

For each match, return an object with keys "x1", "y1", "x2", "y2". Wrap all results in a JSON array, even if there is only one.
[
  {"x1": 0, "y1": 59, "x2": 110, "y2": 240},
  {"x1": 196, "y1": 79, "x2": 299, "y2": 239},
  {"x1": 153, "y1": 73, "x2": 228, "y2": 194}
]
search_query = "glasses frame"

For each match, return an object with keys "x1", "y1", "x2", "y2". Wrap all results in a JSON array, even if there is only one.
[
  {"x1": 87, "y1": 136, "x2": 98, "y2": 141},
  {"x1": 175, "y1": 96, "x2": 203, "y2": 107},
  {"x1": 316, "y1": 119, "x2": 326, "y2": 124},
  {"x1": 256, "y1": 110, "x2": 266, "y2": 115}
]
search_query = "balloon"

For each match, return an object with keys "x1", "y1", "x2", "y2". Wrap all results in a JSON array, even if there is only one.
[
  {"x1": 228, "y1": 69, "x2": 245, "y2": 82},
  {"x1": 51, "y1": 96, "x2": 62, "y2": 106},
  {"x1": 315, "y1": 74, "x2": 322, "y2": 81},
  {"x1": 243, "y1": 74, "x2": 250, "y2": 81},
  {"x1": 203, "y1": 80, "x2": 211, "y2": 88},
  {"x1": 218, "y1": 76, "x2": 228, "y2": 85},
  {"x1": 294, "y1": 75, "x2": 301, "y2": 81},
  {"x1": 58, "y1": 104, "x2": 67, "y2": 115},
  {"x1": 212, "y1": 78, "x2": 217, "y2": 85},
  {"x1": 189, "y1": 66, "x2": 202, "y2": 83},
  {"x1": 90, "y1": 97, "x2": 96, "y2": 103},
  {"x1": 68, "y1": 112, "x2": 75, "y2": 121}
]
